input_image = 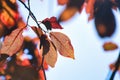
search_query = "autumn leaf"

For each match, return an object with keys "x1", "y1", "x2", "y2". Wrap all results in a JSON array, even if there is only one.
[
  {"x1": 58, "y1": 0, "x2": 85, "y2": 22},
  {"x1": 57, "y1": 0, "x2": 69, "y2": 5},
  {"x1": 40, "y1": 34, "x2": 50, "y2": 55},
  {"x1": 50, "y1": 32, "x2": 74, "y2": 59},
  {"x1": 103, "y1": 42, "x2": 118, "y2": 51},
  {"x1": 85, "y1": 0, "x2": 95, "y2": 21},
  {"x1": 42, "y1": 17, "x2": 63, "y2": 30},
  {"x1": 58, "y1": 7, "x2": 78, "y2": 22},
  {"x1": 0, "y1": 0, "x2": 19, "y2": 29},
  {"x1": 31, "y1": 26, "x2": 43, "y2": 37},
  {"x1": 94, "y1": 0, "x2": 116, "y2": 38},
  {"x1": 0, "y1": 28, "x2": 24, "y2": 56},
  {"x1": 44, "y1": 40, "x2": 57, "y2": 68}
]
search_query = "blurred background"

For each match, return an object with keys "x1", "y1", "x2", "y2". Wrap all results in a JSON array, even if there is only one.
[{"x1": 18, "y1": 0, "x2": 120, "y2": 80}]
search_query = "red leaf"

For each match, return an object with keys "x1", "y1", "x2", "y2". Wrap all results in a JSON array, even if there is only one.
[
  {"x1": 0, "y1": 28, "x2": 24, "y2": 56},
  {"x1": 50, "y1": 32, "x2": 74, "y2": 59},
  {"x1": 50, "y1": 17, "x2": 63, "y2": 29},
  {"x1": 42, "y1": 17, "x2": 63, "y2": 29},
  {"x1": 57, "y1": 0, "x2": 69, "y2": 5}
]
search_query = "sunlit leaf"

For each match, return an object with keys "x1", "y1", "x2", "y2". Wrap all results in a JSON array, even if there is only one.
[
  {"x1": 94, "y1": 0, "x2": 116, "y2": 38},
  {"x1": 0, "y1": 28, "x2": 24, "y2": 56},
  {"x1": 50, "y1": 32, "x2": 74, "y2": 59},
  {"x1": 57, "y1": 0, "x2": 69, "y2": 5},
  {"x1": 103, "y1": 42, "x2": 118, "y2": 51},
  {"x1": 31, "y1": 26, "x2": 43, "y2": 37},
  {"x1": 44, "y1": 40, "x2": 57, "y2": 68}
]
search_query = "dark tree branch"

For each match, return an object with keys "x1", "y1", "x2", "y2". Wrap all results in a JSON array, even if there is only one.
[
  {"x1": 18, "y1": 0, "x2": 46, "y2": 33},
  {"x1": 110, "y1": 52, "x2": 120, "y2": 80}
]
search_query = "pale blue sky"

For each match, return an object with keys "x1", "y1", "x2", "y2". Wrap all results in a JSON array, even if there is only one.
[{"x1": 18, "y1": 0, "x2": 120, "y2": 80}]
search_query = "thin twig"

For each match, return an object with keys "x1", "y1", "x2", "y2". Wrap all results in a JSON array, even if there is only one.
[
  {"x1": 26, "y1": 0, "x2": 30, "y2": 25},
  {"x1": 18, "y1": 0, "x2": 46, "y2": 33},
  {"x1": 42, "y1": 63, "x2": 47, "y2": 80}
]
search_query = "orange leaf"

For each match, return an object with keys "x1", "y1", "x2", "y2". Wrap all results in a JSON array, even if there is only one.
[
  {"x1": 58, "y1": 7, "x2": 78, "y2": 22},
  {"x1": 57, "y1": 0, "x2": 69, "y2": 5},
  {"x1": 103, "y1": 42, "x2": 118, "y2": 51},
  {"x1": 50, "y1": 32, "x2": 74, "y2": 59},
  {"x1": 0, "y1": 0, "x2": 19, "y2": 28},
  {"x1": 31, "y1": 26, "x2": 43, "y2": 37},
  {"x1": 85, "y1": 0, "x2": 95, "y2": 21},
  {"x1": 0, "y1": 28, "x2": 24, "y2": 56},
  {"x1": 44, "y1": 40, "x2": 57, "y2": 68}
]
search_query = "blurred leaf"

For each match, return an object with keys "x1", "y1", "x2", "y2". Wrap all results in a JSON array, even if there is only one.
[
  {"x1": 57, "y1": 0, "x2": 69, "y2": 5},
  {"x1": 85, "y1": 0, "x2": 95, "y2": 21},
  {"x1": 0, "y1": 28, "x2": 24, "y2": 56},
  {"x1": 31, "y1": 26, "x2": 43, "y2": 37},
  {"x1": 50, "y1": 32, "x2": 74, "y2": 59},
  {"x1": 39, "y1": 70, "x2": 45, "y2": 80},
  {"x1": 94, "y1": 0, "x2": 116, "y2": 38},
  {"x1": 0, "y1": 21, "x2": 5, "y2": 38},
  {"x1": 58, "y1": 7, "x2": 78, "y2": 22},
  {"x1": 0, "y1": 0, "x2": 19, "y2": 28},
  {"x1": 17, "y1": 17, "x2": 26, "y2": 28},
  {"x1": 103, "y1": 42, "x2": 118, "y2": 51},
  {"x1": 44, "y1": 40, "x2": 57, "y2": 68}
]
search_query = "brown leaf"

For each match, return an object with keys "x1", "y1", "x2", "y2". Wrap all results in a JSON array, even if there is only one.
[
  {"x1": 44, "y1": 40, "x2": 57, "y2": 68},
  {"x1": 0, "y1": 28, "x2": 24, "y2": 56},
  {"x1": 58, "y1": 7, "x2": 78, "y2": 22},
  {"x1": 31, "y1": 26, "x2": 43, "y2": 37},
  {"x1": 103, "y1": 42, "x2": 118, "y2": 51},
  {"x1": 50, "y1": 32, "x2": 74, "y2": 59}
]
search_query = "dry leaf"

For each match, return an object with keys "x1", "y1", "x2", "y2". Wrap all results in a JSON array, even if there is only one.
[
  {"x1": 0, "y1": 28, "x2": 24, "y2": 56},
  {"x1": 31, "y1": 26, "x2": 43, "y2": 37},
  {"x1": 44, "y1": 40, "x2": 57, "y2": 68},
  {"x1": 50, "y1": 32, "x2": 74, "y2": 59},
  {"x1": 58, "y1": 7, "x2": 78, "y2": 22},
  {"x1": 103, "y1": 42, "x2": 118, "y2": 51}
]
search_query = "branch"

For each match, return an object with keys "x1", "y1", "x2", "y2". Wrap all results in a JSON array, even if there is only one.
[
  {"x1": 110, "y1": 52, "x2": 120, "y2": 80},
  {"x1": 18, "y1": 0, "x2": 46, "y2": 33}
]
